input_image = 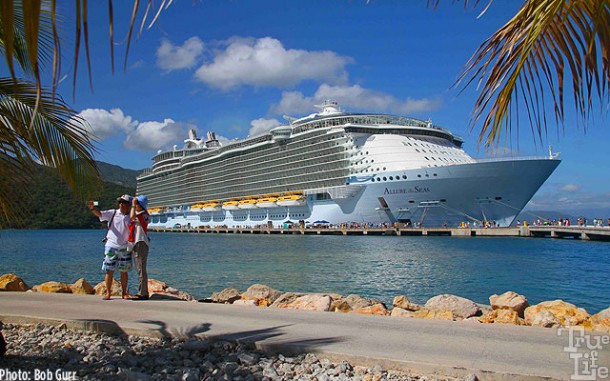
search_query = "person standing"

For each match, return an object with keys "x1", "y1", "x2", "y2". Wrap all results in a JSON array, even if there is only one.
[
  {"x1": 88, "y1": 195, "x2": 133, "y2": 300},
  {"x1": 129, "y1": 195, "x2": 151, "y2": 300}
]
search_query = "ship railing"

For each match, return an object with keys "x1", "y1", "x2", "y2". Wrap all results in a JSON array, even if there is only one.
[{"x1": 475, "y1": 156, "x2": 554, "y2": 163}]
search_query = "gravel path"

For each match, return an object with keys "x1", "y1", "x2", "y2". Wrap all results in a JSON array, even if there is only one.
[{"x1": 0, "y1": 323, "x2": 470, "y2": 381}]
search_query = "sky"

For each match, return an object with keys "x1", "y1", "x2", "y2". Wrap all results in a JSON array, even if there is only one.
[{"x1": 42, "y1": 1, "x2": 609, "y2": 217}]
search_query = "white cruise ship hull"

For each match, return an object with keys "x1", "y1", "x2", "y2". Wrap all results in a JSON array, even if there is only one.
[{"x1": 149, "y1": 158, "x2": 559, "y2": 229}]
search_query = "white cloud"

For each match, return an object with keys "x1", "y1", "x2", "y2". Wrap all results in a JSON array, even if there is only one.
[
  {"x1": 157, "y1": 37, "x2": 204, "y2": 71},
  {"x1": 248, "y1": 118, "x2": 282, "y2": 137},
  {"x1": 77, "y1": 108, "x2": 137, "y2": 139},
  {"x1": 194, "y1": 37, "x2": 351, "y2": 90},
  {"x1": 123, "y1": 119, "x2": 188, "y2": 151},
  {"x1": 560, "y1": 184, "x2": 581, "y2": 193},
  {"x1": 271, "y1": 84, "x2": 442, "y2": 115}
]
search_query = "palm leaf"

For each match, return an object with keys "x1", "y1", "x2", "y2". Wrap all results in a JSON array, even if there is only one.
[
  {"x1": 456, "y1": 0, "x2": 610, "y2": 146},
  {"x1": 0, "y1": 77, "x2": 101, "y2": 227}
]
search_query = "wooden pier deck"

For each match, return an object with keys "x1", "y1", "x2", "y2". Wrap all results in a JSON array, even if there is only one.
[{"x1": 149, "y1": 226, "x2": 610, "y2": 241}]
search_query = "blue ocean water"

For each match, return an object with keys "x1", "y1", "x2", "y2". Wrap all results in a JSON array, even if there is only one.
[{"x1": 1, "y1": 229, "x2": 608, "y2": 314}]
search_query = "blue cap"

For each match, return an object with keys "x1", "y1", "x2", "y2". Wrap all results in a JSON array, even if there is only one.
[{"x1": 136, "y1": 195, "x2": 148, "y2": 211}]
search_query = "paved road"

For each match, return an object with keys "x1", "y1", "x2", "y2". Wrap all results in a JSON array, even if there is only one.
[{"x1": 1, "y1": 292, "x2": 608, "y2": 380}]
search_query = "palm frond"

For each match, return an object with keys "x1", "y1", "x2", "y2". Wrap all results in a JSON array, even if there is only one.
[
  {"x1": 456, "y1": 0, "x2": 610, "y2": 146},
  {"x1": 0, "y1": 77, "x2": 101, "y2": 227}
]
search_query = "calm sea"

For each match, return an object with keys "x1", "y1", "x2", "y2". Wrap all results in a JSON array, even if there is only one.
[{"x1": 1, "y1": 229, "x2": 608, "y2": 314}]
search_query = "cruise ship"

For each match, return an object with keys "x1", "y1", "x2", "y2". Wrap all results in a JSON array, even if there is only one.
[{"x1": 136, "y1": 101, "x2": 560, "y2": 228}]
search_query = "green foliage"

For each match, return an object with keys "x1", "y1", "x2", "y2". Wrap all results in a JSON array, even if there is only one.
[{"x1": 14, "y1": 165, "x2": 135, "y2": 229}]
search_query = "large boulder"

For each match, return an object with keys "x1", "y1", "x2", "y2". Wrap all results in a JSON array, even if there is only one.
[
  {"x1": 70, "y1": 278, "x2": 94, "y2": 295},
  {"x1": 241, "y1": 284, "x2": 282, "y2": 306},
  {"x1": 393, "y1": 295, "x2": 421, "y2": 311},
  {"x1": 390, "y1": 308, "x2": 415, "y2": 318},
  {"x1": 147, "y1": 279, "x2": 168, "y2": 293},
  {"x1": 210, "y1": 288, "x2": 242, "y2": 304},
  {"x1": 591, "y1": 307, "x2": 610, "y2": 333},
  {"x1": 271, "y1": 292, "x2": 305, "y2": 308},
  {"x1": 524, "y1": 300, "x2": 591, "y2": 328},
  {"x1": 424, "y1": 294, "x2": 480, "y2": 319},
  {"x1": 94, "y1": 279, "x2": 122, "y2": 296},
  {"x1": 478, "y1": 309, "x2": 524, "y2": 325},
  {"x1": 275, "y1": 294, "x2": 332, "y2": 312},
  {"x1": 32, "y1": 281, "x2": 72, "y2": 293},
  {"x1": 0, "y1": 274, "x2": 29, "y2": 291},
  {"x1": 413, "y1": 309, "x2": 455, "y2": 321},
  {"x1": 352, "y1": 303, "x2": 388, "y2": 316},
  {"x1": 489, "y1": 291, "x2": 529, "y2": 317}
]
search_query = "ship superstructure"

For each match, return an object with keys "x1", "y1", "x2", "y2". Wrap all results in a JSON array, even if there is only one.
[{"x1": 137, "y1": 101, "x2": 559, "y2": 228}]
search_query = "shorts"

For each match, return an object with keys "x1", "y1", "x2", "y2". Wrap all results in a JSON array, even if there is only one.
[{"x1": 101, "y1": 247, "x2": 132, "y2": 272}]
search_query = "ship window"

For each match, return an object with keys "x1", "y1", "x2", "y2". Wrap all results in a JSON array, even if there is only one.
[
  {"x1": 425, "y1": 157, "x2": 429, "y2": 160},
  {"x1": 377, "y1": 178, "x2": 381, "y2": 181},
  {"x1": 383, "y1": 177, "x2": 387, "y2": 181},
  {"x1": 495, "y1": 196, "x2": 502, "y2": 200},
  {"x1": 433, "y1": 173, "x2": 438, "y2": 176},
  {"x1": 389, "y1": 176, "x2": 393, "y2": 180},
  {"x1": 383, "y1": 167, "x2": 386, "y2": 170},
  {"x1": 417, "y1": 174, "x2": 422, "y2": 178},
  {"x1": 402, "y1": 175, "x2": 407, "y2": 179}
]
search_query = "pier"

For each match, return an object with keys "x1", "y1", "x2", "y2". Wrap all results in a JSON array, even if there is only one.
[{"x1": 149, "y1": 225, "x2": 610, "y2": 241}]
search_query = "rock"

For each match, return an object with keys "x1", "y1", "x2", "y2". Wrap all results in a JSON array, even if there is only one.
[
  {"x1": 330, "y1": 300, "x2": 352, "y2": 313},
  {"x1": 210, "y1": 288, "x2": 242, "y2": 304},
  {"x1": 424, "y1": 294, "x2": 480, "y2": 319},
  {"x1": 489, "y1": 291, "x2": 529, "y2": 317},
  {"x1": 352, "y1": 303, "x2": 388, "y2": 316},
  {"x1": 277, "y1": 294, "x2": 332, "y2": 312},
  {"x1": 463, "y1": 374, "x2": 479, "y2": 381},
  {"x1": 524, "y1": 300, "x2": 591, "y2": 328},
  {"x1": 343, "y1": 294, "x2": 379, "y2": 310},
  {"x1": 0, "y1": 273, "x2": 29, "y2": 291},
  {"x1": 413, "y1": 309, "x2": 455, "y2": 320},
  {"x1": 525, "y1": 309, "x2": 561, "y2": 328},
  {"x1": 241, "y1": 284, "x2": 282, "y2": 305},
  {"x1": 595, "y1": 306, "x2": 610, "y2": 320},
  {"x1": 32, "y1": 281, "x2": 72, "y2": 294},
  {"x1": 591, "y1": 307, "x2": 610, "y2": 333},
  {"x1": 232, "y1": 299, "x2": 257, "y2": 307},
  {"x1": 271, "y1": 292, "x2": 305, "y2": 308},
  {"x1": 70, "y1": 278, "x2": 94, "y2": 295},
  {"x1": 390, "y1": 308, "x2": 415, "y2": 318},
  {"x1": 478, "y1": 310, "x2": 524, "y2": 325},
  {"x1": 392, "y1": 295, "x2": 421, "y2": 311},
  {"x1": 94, "y1": 279, "x2": 122, "y2": 296},
  {"x1": 147, "y1": 279, "x2": 168, "y2": 293}
]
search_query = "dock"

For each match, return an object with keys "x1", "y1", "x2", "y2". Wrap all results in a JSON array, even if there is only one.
[{"x1": 149, "y1": 225, "x2": 610, "y2": 241}]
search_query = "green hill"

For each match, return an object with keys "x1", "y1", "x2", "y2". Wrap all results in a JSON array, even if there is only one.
[{"x1": 15, "y1": 163, "x2": 137, "y2": 229}]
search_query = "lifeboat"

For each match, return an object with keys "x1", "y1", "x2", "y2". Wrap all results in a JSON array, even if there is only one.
[
  {"x1": 148, "y1": 207, "x2": 163, "y2": 215},
  {"x1": 202, "y1": 201, "x2": 221, "y2": 212},
  {"x1": 276, "y1": 195, "x2": 306, "y2": 206},
  {"x1": 190, "y1": 203, "x2": 205, "y2": 211},
  {"x1": 238, "y1": 199, "x2": 258, "y2": 209},
  {"x1": 256, "y1": 197, "x2": 278, "y2": 208},
  {"x1": 222, "y1": 200, "x2": 239, "y2": 210}
]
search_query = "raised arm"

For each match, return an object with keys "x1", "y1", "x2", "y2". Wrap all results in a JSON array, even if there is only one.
[{"x1": 87, "y1": 201, "x2": 102, "y2": 218}]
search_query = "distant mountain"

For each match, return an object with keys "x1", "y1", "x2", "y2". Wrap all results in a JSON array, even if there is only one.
[
  {"x1": 96, "y1": 161, "x2": 142, "y2": 188},
  {"x1": 9, "y1": 164, "x2": 136, "y2": 229}
]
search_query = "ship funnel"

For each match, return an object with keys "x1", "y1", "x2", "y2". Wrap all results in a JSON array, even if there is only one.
[
  {"x1": 205, "y1": 131, "x2": 221, "y2": 148},
  {"x1": 188, "y1": 129, "x2": 198, "y2": 140}
]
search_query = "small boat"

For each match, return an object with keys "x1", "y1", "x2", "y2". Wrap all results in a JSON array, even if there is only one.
[
  {"x1": 222, "y1": 200, "x2": 239, "y2": 210},
  {"x1": 190, "y1": 203, "x2": 205, "y2": 211},
  {"x1": 238, "y1": 199, "x2": 259, "y2": 209},
  {"x1": 276, "y1": 195, "x2": 305, "y2": 206},
  {"x1": 256, "y1": 197, "x2": 277, "y2": 208},
  {"x1": 202, "y1": 201, "x2": 221, "y2": 212},
  {"x1": 148, "y1": 207, "x2": 163, "y2": 215}
]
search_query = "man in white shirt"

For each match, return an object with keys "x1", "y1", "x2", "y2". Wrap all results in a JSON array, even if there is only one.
[{"x1": 88, "y1": 195, "x2": 133, "y2": 300}]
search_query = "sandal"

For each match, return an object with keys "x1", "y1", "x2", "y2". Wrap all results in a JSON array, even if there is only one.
[{"x1": 102, "y1": 295, "x2": 111, "y2": 301}]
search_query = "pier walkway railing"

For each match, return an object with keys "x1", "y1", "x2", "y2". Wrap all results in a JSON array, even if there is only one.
[{"x1": 148, "y1": 225, "x2": 610, "y2": 241}]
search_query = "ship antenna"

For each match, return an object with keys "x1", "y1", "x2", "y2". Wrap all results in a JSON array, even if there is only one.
[{"x1": 548, "y1": 145, "x2": 560, "y2": 159}]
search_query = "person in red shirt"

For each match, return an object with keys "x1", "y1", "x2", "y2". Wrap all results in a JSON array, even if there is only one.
[{"x1": 129, "y1": 195, "x2": 151, "y2": 300}]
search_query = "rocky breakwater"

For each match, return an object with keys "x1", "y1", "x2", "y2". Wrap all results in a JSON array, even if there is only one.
[
  {"x1": 0, "y1": 273, "x2": 194, "y2": 301},
  {"x1": 207, "y1": 285, "x2": 610, "y2": 333}
]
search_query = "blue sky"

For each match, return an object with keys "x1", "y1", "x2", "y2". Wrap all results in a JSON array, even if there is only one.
[{"x1": 49, "y1": 1, "x2": 608, "y2": 216}]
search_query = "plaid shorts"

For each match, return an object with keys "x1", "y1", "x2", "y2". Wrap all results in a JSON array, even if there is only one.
[{"x1": 101, "y1": 247, "x2": 132, "y2": 272}]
